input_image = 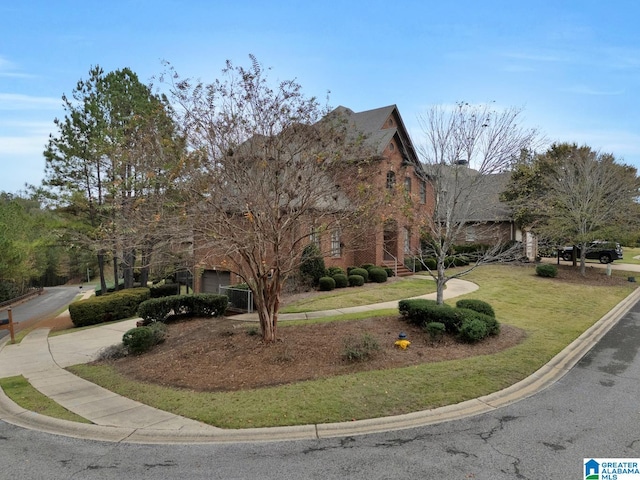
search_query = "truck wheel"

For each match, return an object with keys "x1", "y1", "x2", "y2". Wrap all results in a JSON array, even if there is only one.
[
  {"x1": 599, "y1": 254, "x2": 612, "y2": 264},
  {"x1": 562, "y1": 253, "x2": 572, "y2": 261}
]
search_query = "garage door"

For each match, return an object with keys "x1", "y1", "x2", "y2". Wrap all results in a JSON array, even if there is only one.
[{"x1": 201, "y1": 270, "x2": 231, "y2": 293}]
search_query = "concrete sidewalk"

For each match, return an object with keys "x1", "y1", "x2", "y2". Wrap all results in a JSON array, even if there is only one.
[{"x1": 0, "y1": 276, "x2": 638, "y2": 444}]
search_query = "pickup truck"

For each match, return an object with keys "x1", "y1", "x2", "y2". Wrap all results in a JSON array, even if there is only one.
[{"x1": 558, "y1": 241, "x2": 623, "y2": 264}]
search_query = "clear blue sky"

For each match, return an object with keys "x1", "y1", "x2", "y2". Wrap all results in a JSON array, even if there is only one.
[{"x1": 1, "y1": 0, "x2": 638, "y2": 194}]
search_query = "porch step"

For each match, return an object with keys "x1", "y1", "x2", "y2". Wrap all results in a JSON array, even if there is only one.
[{"x1": 382, "y1": 261, "x2": 414, "y2": 277}]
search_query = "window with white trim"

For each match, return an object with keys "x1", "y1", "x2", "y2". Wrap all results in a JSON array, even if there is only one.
[
  {"x1": 310, "y1": 226, "x2": 320, "y2": 247},
  {"x1": 331, "y1": 229, "x2": 341, "y2": 257}
]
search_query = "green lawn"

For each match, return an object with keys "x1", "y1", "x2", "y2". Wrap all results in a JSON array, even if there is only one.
[
  {"x1": 68, "y1": 263, "x2": 638, "y2": 429},
  {"x1": 280, "y1": 276, "x2": 437, "y2": 313},
  {"x1": 0, "y1": 376, "x2": 91, "y2": 423}
]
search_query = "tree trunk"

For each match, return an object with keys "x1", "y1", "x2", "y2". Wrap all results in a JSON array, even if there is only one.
[
  {"x1": 97, "y1": 249, "x2": 107, "y2": 294},
  {"x1": 113, "y1": 252, "x2": 119, "y2": 292},
  {"x1": 139, "y1": 243, "x2": 152, "y2": 288},
  {"x1": 123, "y1": 248, "x2": 135, "y2": 289},
  {"x1": 253, "y1": 274, "x2": 281, "y2": 343},
  {"x1": 436, "y1": 259, "x2": 446, "y2": 305}
]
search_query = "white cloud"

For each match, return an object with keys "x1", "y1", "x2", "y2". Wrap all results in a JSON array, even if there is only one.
[
  {"x1": 0, "y1": 56, "x2": 33, "y2": 78},
  {"x1": 0, "y1": 135, "x2": 48, "y2": 156},
  {"x1": 561, "y1": 85, "x2": 624, "y2": 96},
  {"x1": 0, "y1": 93, "x2": 60, "y2": 110}
]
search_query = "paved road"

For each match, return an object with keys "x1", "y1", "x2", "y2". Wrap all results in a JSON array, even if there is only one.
[
  {"x1": 0, "y1": 286, "x2": 82, "y2": 339},
  {"x1": 1, "y1": 295, "x2": 639, "y2": 478}
]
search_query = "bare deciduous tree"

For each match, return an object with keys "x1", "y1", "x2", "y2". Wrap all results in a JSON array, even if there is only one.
[
  {"x1": 165, "y1": 57, "x2": 376, "y2": 342},
  {"x1": 503, "y1": 143, "x2": 639, "y2": 275},
  {"x1": 417, "y1": 102, "x2": 539, "y2": 304}
]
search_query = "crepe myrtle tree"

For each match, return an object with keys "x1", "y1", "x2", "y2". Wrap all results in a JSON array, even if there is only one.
[
  {"x1": 416, "y1": 102, "x2": 539, "y2": 304},
  {"x1": 165, "y1": 56, "x2": 377, "y2": 343}
]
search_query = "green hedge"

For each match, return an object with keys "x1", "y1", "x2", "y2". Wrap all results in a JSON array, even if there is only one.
[
  {"x1": 368, "y1": 267, "x2": 388, "y2": 283},
  {"x1": 69, "y1": 288, "x2": 150, "y2": 327},
  {"x1": 349, "y1": 268, "x2": 369, "y2": 282},
  {"x1": 149, "y1": 283, "x2": 180, "y2": 298},
  {"x1": 332, "y1": 273, "x2": 348, "y2": 288},
  {"x1": 137, "y1": 294, "x2": 228, "y2": 323},
  {"x1": 455, "y1": 299, "x2": 495, "y2": 318},
  {"x1": 122, "y1": 322, "x2": 167, "y2": 355},
  {"x1": 348, "y1": 274, "x2": 365, "y2": 287},
  {"x1": 94, "y1": 279, "x2": 125, "y2": 297},
  {"x1": 399, "y1": 298, "x2": 499, "y2": 339},
  {"x1": 536, "y1": 264, "x2": 558, "y2": 278},
  {"x1": 318, "y1": 276, "x2": 336, "y2": 291}
]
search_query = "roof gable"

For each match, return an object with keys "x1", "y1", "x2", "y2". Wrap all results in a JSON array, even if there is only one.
[{"x1": 326, "y1": 105, "x2": 422, "y2": 173}]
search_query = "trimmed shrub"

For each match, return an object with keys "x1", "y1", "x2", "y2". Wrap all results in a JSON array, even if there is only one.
[
  {"x1": 300, "y1": 244, "x2": 326, "y2": 285},
  {"x1": 327, "y1": 266, "x2": 345, "y2": 276},
  {"x1": 349, "y1": 267, "x2": 369, "y2": 282},
  {"x1": 398, "y1": 299, "x2": 461, "y2": 332},
  {"x1": 136, "y1": 294, "x2": 228, "y2": 324},
  {"x1": 122, "y1": 323, "x2": 166, "y2": 355},
  {"x1": 332, "y1": 273, "x2": 348, "y2": 288},
  {"x1": 422, "y1": 257, "x2": 437, "y2": 270},
  {"x1": 348, "y1": 274, "x2": 365, "y2": 287},
  {"x1": 318, "y1": 276, "x2": 336, "y2": 291},
  {"x1": 457, "y1": 308, "x2": 500, "y2": 336},
  {"x1": 458, "y1": 318, "x2": 489, "y2": 343},
  {"x1": 384, "y1": 267, "x2": 394, "y2": 277},
  {"x1": 445, "y1": 255, "x2": 469, "y2": 268},
  {"x1": 360, "y1": 264, "x2": 375, "y2": 271},
  {"x1": 342, "y1": 333, "x2": 380, "y2": 362},
  {"x1": 69, "y1": 288, "x2": 150, "y2": 327},
  {"x1": 424, "y1": 321, "x2": 446, "y2": 342},
  {"x1": 346, "y1": 266, "x2": 357, "y2": 275},
  {"x1": 368, "y1": 267, "x2": 388, "y2": 283},
  {"x1": 456, "y1": 299, "x2": 495, "y2": 318},
  {"x1": 536, "y1": 264, "x2": 558, "y2": 278},
  {"x1": 150, "y1": 282, "x2": 180, "y2": 298},
  {"x1": 398, "y1": 298, "x2": 438, "y2": 318}
]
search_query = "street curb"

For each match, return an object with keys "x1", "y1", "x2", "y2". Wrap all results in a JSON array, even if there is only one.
[{"x1": 0, "y1": 285, "x2": 638, "y2": 444}]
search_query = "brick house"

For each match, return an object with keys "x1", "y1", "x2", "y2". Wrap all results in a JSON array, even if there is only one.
[{"x1": 194, "y1": 104, "x2": 433, "y2": 293}]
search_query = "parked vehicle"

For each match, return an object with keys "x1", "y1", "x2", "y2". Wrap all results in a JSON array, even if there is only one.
[{"x1": 558, "y1": 241, "x2": 623, "y2": 264}]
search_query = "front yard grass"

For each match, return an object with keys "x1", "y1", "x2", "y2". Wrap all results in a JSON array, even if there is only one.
[
  {"x1": 0, "y1": 376, "x2": 91, "y2": 423},
  {"x1": 280, "y1": 276, "x2": 436, "y2": 313},
  {"x1": 68, "y1": 264, "x2": 638, "y2": 429}
]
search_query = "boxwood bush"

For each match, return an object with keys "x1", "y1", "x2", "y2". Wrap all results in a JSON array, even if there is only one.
[
  {"x1": 536, "y1": 264, "x2": 558, "y2": 278},
  {"x1": 458, "y1": 318, "x2": 489, "y2": 343},
  {"x1": 349, "y1": 267, "x2": 369, "y2": 282},
  {"x1": 368, "y1": 267, "x2": 388, "y2": 283},
  {"x1": 137, "y1": 293, "x2": 228, "y2": 324},
  {"x1": 332, "y1": 273, "x2": 348, "y2": 288},
  {"x1": 318, "y1": 276, "x2": 336, "y2": 291},
  {"x1": 69, "y1": 288, "x2": 150, "y2": 327},
  {"x1": 122, "y1": 322, "x2": 167, "y2": 355},
  {"x1": 399, "y1": 298, "x2": 499, "y2": 338},
  {"x1": 327, "y1": 266, "x2": 345, "y2": 276},
  {"x1": 455, "y1": 299, "x2": 495, "y2": 318},
  {"x1": 348, "y1": 274, "x2": 365, "y2": 287}
]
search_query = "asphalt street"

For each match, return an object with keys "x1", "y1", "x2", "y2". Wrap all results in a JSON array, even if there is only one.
[
  {"x1": 0, "y1": 286, "x2": 81, "y2": 338},
  {"x1": 1, "y1": 290, "x2": 639, "y2": 478}
]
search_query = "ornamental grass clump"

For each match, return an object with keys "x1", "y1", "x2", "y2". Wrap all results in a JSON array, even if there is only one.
[{"x1": 342, "y1": 333, "x2": 380, "y2": 362}]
